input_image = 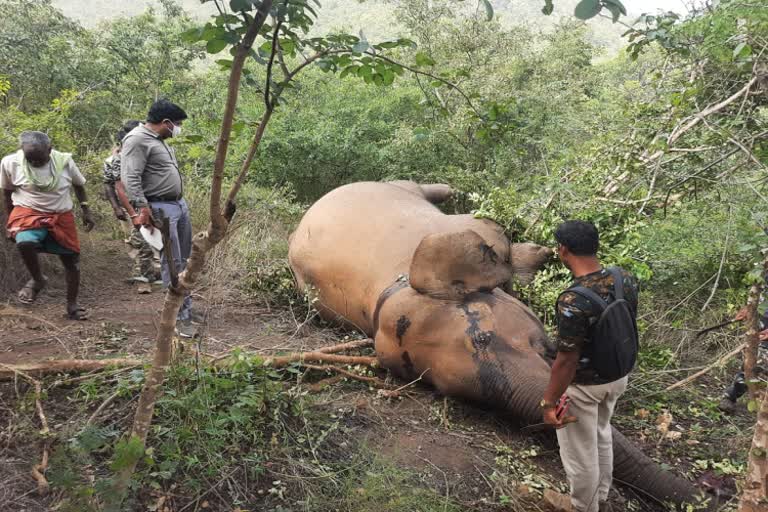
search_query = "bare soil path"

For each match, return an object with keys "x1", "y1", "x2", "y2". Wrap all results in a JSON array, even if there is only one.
[{"x1": 0, "y1": 235, "x2": 329, "y2": 367}]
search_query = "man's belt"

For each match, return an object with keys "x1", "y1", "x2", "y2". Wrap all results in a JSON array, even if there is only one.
[{"x1": 146, "y1": 194, "x2": 183, "y2": 202}]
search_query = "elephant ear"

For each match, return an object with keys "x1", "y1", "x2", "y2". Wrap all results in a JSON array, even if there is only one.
[
  {"x1": 509, "y1": 242, "x2": 554, "y2": 286},
  {"x1": 410, "y1": 230, "x2": 512, "y2": 299}
]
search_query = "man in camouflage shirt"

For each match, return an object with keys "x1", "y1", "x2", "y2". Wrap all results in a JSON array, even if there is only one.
[
  {"x1": 556, "y1": 269, "x2": 639, "y2": 385},
  {"x1": 541, "y1": 220, "x2": 639, "y2": 512},
  {"x1": 102, "y1": 121, "x2": 158, "y2": 293}
]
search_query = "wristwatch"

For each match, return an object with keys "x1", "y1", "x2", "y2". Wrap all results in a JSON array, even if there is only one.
[{"x1": 539, "y1": 399, "x2": 556, "y2": 410}]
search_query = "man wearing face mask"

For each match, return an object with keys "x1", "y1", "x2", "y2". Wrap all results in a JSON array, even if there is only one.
[{"x1": 121, "y1": 99, "x2": 196, "y2": 338}]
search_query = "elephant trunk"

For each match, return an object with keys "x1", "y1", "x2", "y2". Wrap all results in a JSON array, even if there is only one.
[{"x1": 491, "y1": 360, "x2": 703, "y2": 508}]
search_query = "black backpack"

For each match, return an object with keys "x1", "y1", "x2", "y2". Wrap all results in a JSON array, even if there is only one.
[{"x1": 565, "y1": 267, "x2": 639, "y2": 383}]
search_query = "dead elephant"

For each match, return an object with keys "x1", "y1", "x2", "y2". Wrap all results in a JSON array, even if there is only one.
[{"x1": 288, "y1": 180, "x2": 705, "y2": 508}]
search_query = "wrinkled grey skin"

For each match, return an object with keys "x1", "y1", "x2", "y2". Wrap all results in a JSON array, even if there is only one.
[{"x1": 289, "y1": 181, "x2": 709, "y2": 510}]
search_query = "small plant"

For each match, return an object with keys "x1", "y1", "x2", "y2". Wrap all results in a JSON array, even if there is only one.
[
  {"x1": 639, "y1": 345, "x2": 676, "y2": 370},
  {"x1": 47, "y1": 354, "x2": 345, "y2": 510},
  {"x1": 692, "y1": 458, "x2": 745, "y2": 477}
]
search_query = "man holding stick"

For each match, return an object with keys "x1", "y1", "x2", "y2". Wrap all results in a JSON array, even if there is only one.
[{"x1": 121, "y1": 99, "x2": 196, "y2": 338}]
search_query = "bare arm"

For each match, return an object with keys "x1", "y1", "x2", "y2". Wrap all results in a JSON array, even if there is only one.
[
  {"x1": 542, "y1": 350, "x2": 580, "y2": 427},
  {"x1": 543, "y1": 351, "x2": 579, "y2": 404},
  {"x1": 3, "y1": 189, "x2": 14, "y2": 240},
  {"x1": 73, "y1": 184, "x2": 95, "y2": 232},
  {"x1": 3, "y1": 188, "x2": 13, "y2": 217},
  {"x1": 114, "y1": 180, "x2": 137, "y2": 217},
  {"x1": 104, "y1": 183, "x2": 120, "y2": 209},
  {"x1": 104, "y1": 183, "x2": 127, "y2": 221}
]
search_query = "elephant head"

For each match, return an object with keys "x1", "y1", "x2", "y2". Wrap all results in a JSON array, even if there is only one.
[
  {"x1": 373, "y1": 230, "x2": 705, "y2": 508},
  {"x1": 289, "y1": 182, "x2": 708, "y2": 509}
]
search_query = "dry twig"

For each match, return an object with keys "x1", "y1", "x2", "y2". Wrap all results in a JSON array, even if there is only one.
[
  {"x1": 86, "y1": 389, "x2": 121, "y2": 426},
  {"x1": 0, "y1": 358, "x2": 142, "y2": 380},
  {"x1": 303, "y1": 363, "x2": 391, "y2": 389},
  {"x1": 0, "y1": 305, "x2": 61, "y2": 331},
  {"x1": 665, "y1": 343, "x2": 745, "y2": 391},
  {"x1": 264, "y1": 351, "x2": 378, "y2": 368},
  {"x1": 378, "y1": 368, "x2": 430, "y2": 398},
  {"x1": 0, "y1": 363, "x2": 52, "y2": 494},
  {"x1": 701, "y1": 206, "x2": 732, "y2": 312},
  {"x1": 316, "y1": 338, "x2": 373, "y2": 354}
]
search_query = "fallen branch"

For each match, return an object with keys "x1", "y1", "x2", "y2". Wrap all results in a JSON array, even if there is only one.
[
  {"x1": 303, "y1": 363, "x2": 391, "y2": 389},
  {"x1": 33, "y1": 380, "x2": 50, "y2": 435},
  {"x1": 86, "y1": 389, "x2": 121, "y2": 426},
  {"x1": 665, "y1": 343, "x2": 745, "y2": 391},
  {"x1": 667, "y1": 76, "x2": 758, "y2": 148},
  {"x1": 204, "y1": 339, "x2": 374, "y2": 365},
  {"x1": 31, "y1": 446, "x2": 49, "y2": 496},
  {"x1": 0, "y1": 305, "x2": 61, "y2": 331},
  {"x1": 378, "y1": 368, "x2": 430, "y2": 398},
  {"x1": 264, "y1": 351, "x2": 378, "y2": 368},
  {"x1": 316, "y1": 338, "x2": 373, "y2": 354},
  {"x1": 0, "y1": 358, "x2": 142, "y2": 380},
  {"x1": 1, "y1": 364, "x2": 53, "y2": 495}
]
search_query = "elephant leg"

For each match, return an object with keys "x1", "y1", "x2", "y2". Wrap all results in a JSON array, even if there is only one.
[{"x1": 419, "y1": 184, "x2": 453, "y2": 204}]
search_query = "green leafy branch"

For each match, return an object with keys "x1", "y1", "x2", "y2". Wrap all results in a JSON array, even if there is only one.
[{"x1": 541, "y1": 0, "x2": 627, "y2": 21}]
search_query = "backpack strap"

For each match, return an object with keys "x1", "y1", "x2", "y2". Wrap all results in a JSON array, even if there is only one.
[
  {"x1": 563, "y1": 286, "x2": 608, "y2": 314},
  {"x1": 606, "y1": 267, "x2": 625, "y2": 301}
]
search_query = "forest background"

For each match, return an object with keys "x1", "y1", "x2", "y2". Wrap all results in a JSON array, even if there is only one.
[
  {"x1": 1, "y1": 0, "x2": 767, "y2": 510},
  {"x1": 2, "y1": 0, "x2": 766, "y2": 315}
]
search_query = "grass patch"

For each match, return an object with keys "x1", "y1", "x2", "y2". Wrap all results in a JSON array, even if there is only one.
[
  {"x1": 305, "y1": 455, "x2": 462, "y2": 512},
  {"x1": 14, "y1": 353, "x2": 462, "y2": 512}
]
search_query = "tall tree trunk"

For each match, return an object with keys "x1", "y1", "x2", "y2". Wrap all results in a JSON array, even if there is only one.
[
  {"x1": 739, "y1": 252, "x2": 768, "y2": 512},
  {"x1": 743, "y1": 256, "x2": 767, "y2": 401},
  {"x1": 740, "y1": 390, "x2": 768, "y2": 512}
]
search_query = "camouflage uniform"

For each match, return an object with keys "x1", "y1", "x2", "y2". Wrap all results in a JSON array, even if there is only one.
[
  {"x1": 554, "y1": 266, "x2": 639, "y2": 512},
  {"x1": 555, "y1": 267, "x2": 640, "y2": 385},
  {"x1": 103, "y1": 155, "x2": 157, "y2": 281}
]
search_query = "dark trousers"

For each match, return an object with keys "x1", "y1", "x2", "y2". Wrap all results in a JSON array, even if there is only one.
[
  {"x1": 724, "y1": 340, "x2": 768, "y2": 401},
  {"x1": 150, "y1": 199, "x2": 192, "y2": 321}
]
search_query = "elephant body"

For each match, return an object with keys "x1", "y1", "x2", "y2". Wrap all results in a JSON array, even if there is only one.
[{"x1": 289, "y1": 181, "x2": 703, "y2": 508}]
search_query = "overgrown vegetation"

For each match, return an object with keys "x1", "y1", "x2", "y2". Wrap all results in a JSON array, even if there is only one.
[
  {"x1": 2, "y1": 0, "x2": 767, "y2": 509},
  {"x1": 5, "y1": 357, "x2": 458, "y2": 512}
]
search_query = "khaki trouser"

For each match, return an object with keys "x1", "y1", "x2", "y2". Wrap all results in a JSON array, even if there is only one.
[{"x1": 556, "y1": 376, "x2": 628, "y2": 512}]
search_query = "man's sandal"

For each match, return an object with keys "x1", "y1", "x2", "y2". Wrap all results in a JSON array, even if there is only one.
[
  {"x1": 17, "y1": 277, "x2": 48, "y2": 304},
  {"x1": 66, "y1": 305, "x2": 88, "y2": 321}
]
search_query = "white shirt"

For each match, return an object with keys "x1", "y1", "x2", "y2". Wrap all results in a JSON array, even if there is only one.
[{"x1": 0, "y1": 152, "x2": 86, "y2": 213}]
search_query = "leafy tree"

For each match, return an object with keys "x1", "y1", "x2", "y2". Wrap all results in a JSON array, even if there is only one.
[{"x1": 111, "y1": 0, "x2": 630, "y2": 507}]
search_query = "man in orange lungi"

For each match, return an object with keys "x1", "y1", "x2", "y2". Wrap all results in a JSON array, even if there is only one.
[{"x1": 1, "y1": 131, "x2": 95, "y2": 319}]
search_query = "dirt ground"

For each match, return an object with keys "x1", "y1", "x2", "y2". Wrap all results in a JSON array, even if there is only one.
[{"x1": 0, "y1": 235, "x2": 750, "y2": 511}]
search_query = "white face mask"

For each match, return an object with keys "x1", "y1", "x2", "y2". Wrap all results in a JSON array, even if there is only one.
[{"x1": 165, "y1": 120, "x2": 182, "y2": 138}]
